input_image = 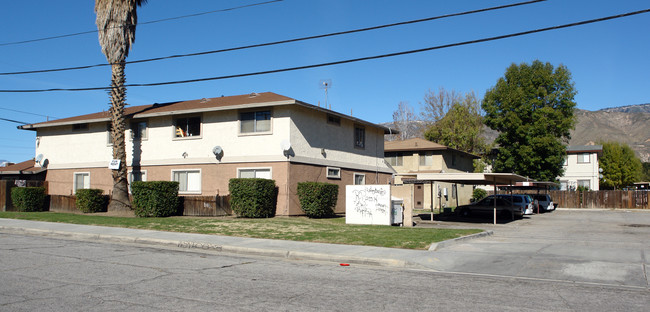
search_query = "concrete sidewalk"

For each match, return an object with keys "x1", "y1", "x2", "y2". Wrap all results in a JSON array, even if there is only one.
[{"x1": 0, "y1": 218, "x2": 480, "y2": 270}]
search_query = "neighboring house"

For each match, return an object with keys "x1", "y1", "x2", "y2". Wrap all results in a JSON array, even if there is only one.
[
  {"x1": 384, "y1": 138, "x2": 479, "y2": 210},
  {"x1": 559, "y1": 145, "x2": 603, "y2": 191},
  {"x1": 0, "y1": 159, "x2": 47, "y2": 181},
  {"x1": 18, "y1": 92, "x2": 395, "y2": 216}
]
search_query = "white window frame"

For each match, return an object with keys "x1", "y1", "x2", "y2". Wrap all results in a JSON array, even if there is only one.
[
  {"x1": 577, "y1": 153, "x2": 590, "y2": 163},
  {"x1": 73, "y1": 172, "x2": 90, "y2": 194},
  {"x1": 419, "y1": 152, "x2": 432, "y2": 166},
  {"x1": 171, "y1": 169, "x2": 202, "y2": 194},
  {"x1": 237, "y1": 167, "x2": 272, "y2": 179},
  {"x1": 354, "y1": 173, "x2": 366, "y2": 185},
  {"x1": 130, "y1": 121, "x2": 148, "y2": 141},
  {"x1": 578, "y1": 179, "x2": 591, "y2": 190},
  {"x1": 239, "y1": 110, "x2": 273, "y2": 135},
  {"x1": 385, "y1": 152, "x2": 403, "y2": 166},
  {"x1": 106, "y1": 123, "x2": 113, "y2": 146},
  {"x1": 128, "y1": 170, "x2": 148, "y2": 193},
  {"x1": 326, "y1": 167, "x2": 341, "y2": 179},
  {"x1": 354, "y1": 125, "x2": 365, "y2": 149},
  {"x1": 173, "y1": 116, "x2": 202, "y2": 139}
]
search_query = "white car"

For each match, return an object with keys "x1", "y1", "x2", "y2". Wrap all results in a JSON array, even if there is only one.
[
  {"x1": 528, "y1": 194, "x2": 555, "y2": 212},
  {"x1": 490, "y1": 194, "x2": 535, "y2": 215}
]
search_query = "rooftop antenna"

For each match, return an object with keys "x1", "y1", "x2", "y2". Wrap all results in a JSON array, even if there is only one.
[{"x1": 319, "y1": 79, "x2": 332, "y2": 109}]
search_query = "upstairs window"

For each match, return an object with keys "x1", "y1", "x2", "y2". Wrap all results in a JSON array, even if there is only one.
[
  {"x1": 354, "y1": 125, "x2": 365, "y2": 149},
  {"x1": 130, "y1": 121, "x2": 147, "y2": 140},
  {"x1": 385, "y1": 152, "x2": 403, "y2": 166},
  {"x1": 577, "y1": 153, "x2": 590, "y2": 163},
  {"x1": 106, "y1": 123, "x2": 113, "y2": 145},
  {"x1": 174, "y1": 116, "x2": 201, "y2": 138},
  {"x1": 419, "y1": 152, "x2": 432, "y2": 166},
  {"x1": 72, "y1": 123, "x2": 89, "y2": 131},
  {"x1": 240, "y1": 110, "x2": 271, "y2": 134},
  {"x1": 327, "y1": 114, "x2": 341, "y2": 126}
]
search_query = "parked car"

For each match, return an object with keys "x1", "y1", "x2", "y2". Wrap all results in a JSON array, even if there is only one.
[
  {"x1": 457, "y1": 196, "x2": 525, "y2": 219},
  {"x1": 527, "y1": 194, "x2": 555, "y2": 212},
  {"x1": 490, "y1": 194, "x2": 535, "y2": 215}
]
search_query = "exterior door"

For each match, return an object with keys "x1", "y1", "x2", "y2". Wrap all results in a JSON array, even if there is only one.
[{"x1": 414, "y1": 184, "x2": 424, "y2": 209}]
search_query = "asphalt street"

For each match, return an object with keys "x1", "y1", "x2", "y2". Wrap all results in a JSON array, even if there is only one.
[
  {"x1": 1, "y1": 209, "x2": 649, "y2": 311},
  {"x1": 1, "y1": 232, "x2": 648, "y2": 311}
]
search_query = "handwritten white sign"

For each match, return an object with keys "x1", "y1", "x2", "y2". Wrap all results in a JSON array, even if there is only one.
[
  {"x1": 345, "y1": 185, "x2": 391, "y2": 225},
  {"x1": 108, "y1": 159, "x2": 121, "y2": 170}
]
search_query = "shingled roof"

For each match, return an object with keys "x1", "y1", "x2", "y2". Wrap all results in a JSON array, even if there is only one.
[
  {"x1": 385, "y1": 138, "x2": 479, "y2": 159},
  {"x1": 18, "y1": 92, "x2": 396, "y2": 134}
]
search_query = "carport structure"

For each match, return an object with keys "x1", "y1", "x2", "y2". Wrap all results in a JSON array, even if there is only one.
[{"x1": 403, "y1": 173, "x2": 532, "y2": 224}]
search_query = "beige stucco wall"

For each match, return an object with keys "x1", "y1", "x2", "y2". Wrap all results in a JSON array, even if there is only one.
[
  {"x1": 35, "y1": 104, "x2": 392, "y2": 174},
  {"x1": 560, "y1": 153, "x2": 600, "y2": 190},
  {"x1": 35, "y1": 103, "x2": 394, "y2": 216}
]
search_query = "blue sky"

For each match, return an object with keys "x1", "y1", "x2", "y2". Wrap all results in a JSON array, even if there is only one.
[{"x1": 1, "y1": 0, "x2": 649, "y2": 163}]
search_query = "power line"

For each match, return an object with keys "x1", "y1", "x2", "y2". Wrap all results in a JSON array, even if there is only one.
[
  {"x1": 0, "y1": 106, "x2": 58, "y2": 119},
  {"x1": 0, "y1": 0, "x2": 283, "y2": 47},
  {"x1": 0, "y1": 0, "x2": 545, "y2": 76},
  {"x1": 0, "y1": 117, "x2": 30, "y2": 124},
  {"x1": 2, "y1": 8, "x2": 648, "y2": 93}
]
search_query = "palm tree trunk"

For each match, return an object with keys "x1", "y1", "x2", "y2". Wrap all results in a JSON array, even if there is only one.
[{"x1": 108, "y1": 62, "x2": 130, "y2": 211}]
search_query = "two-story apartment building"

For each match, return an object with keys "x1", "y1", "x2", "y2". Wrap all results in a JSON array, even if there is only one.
[
  {"x1": 559, "y1": 145, "x2": 603, "y2": 191},
  {"x1": 384, "y1": 138, "x2": 479, "y2": 210},
  {"x1": 18, "y1": 92, "x2": 395, "y2": 216}
]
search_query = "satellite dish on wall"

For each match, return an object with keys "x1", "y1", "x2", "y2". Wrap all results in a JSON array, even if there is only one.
[
  {"x1": 35, "y1": 154, "x2": 44, "y2": 166},
  {"x1": 281, "y1": 140, "x2": 293, "y2": 157},
  {"x1": 281, "y1": 140, "x2": 291, "y2": 152},
  {"x1": 212, "y1": 146, "x2": 224, "y2": 161}
]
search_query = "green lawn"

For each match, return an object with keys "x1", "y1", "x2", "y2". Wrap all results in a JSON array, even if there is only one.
[{"x1": 0, "y1": 212, "x2": 482, "y2": 250}]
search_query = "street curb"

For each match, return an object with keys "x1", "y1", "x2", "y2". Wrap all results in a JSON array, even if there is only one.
[
  {"x1": 428, "y1": 230, "x2": 493, "y2": 251},
  {"x1": 0, "y1": 225, "x2": 411, "y2": 268}
]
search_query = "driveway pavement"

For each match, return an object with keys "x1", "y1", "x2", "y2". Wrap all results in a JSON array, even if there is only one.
[
  {"x1": 1, "y1": 209, "x2": 649, "y2": 289},
  {"x1": 421, "y1": 209, "x2": 650, "y2": 288}
]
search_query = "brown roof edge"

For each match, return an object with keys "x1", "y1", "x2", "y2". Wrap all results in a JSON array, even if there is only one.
[{"x1": 18, "y1": 92, "x2": 395, "y2": 133}]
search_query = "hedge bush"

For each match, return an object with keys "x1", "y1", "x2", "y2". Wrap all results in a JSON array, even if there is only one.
[
  {"x1": 229, "y1": 178, "x2": 276, "y2": 218},
  {"x1": 471, "y1": 188, "x2": 487, "y2": 202},
  {"x1": 75, "y1": 189, "x2": 107, "y2": 213},
  {"x1": 131, "y1": 181, "x2": 180, "y2": 217},
  {"x1": 11, "y1": 187, "x2": 46, "y2": 212},
  {"x1": 297, "y1": 182, "x2": 339, "y2": 218}
]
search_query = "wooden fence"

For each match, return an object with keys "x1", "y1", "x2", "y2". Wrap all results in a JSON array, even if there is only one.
[
  {"x1": 496, "y1": 190, "x2": 649, "y2": 209},
  {"x1": 1, "y1": 180, "x2": 48, "y2": 211},
  {"x1": 46, "y1": 194, "x2": 232, "y2": 216},
  {"x1": 49, "y1": 195, "x2": 80, "y2": 213},
  {"x1": 180, "y1": 195, "x2": 232, "y2": 216}
]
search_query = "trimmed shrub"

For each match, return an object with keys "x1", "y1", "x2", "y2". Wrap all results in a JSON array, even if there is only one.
[
  {"x1": 229, "y1": 178, "x2": 276, "y2": 218},
  {"x1": 131, "y1": 181, "x2": 180, "y2": 217},
  {"x1": 297, "y1": 182, "x2": 338, "y2": 218},
  {"x1": 11, "y1": 187, "x2": 46, "y2": 212},
  {"x1": 75, "y1": 189, "x2": 107, "y2": 213},
  {"x1": 471, "y1": 188, "x2": 487, "y2": 202}
]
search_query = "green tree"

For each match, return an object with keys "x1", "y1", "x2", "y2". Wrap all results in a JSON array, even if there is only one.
[
  {"x1": 599, "y1": 141, "x2": 642, "y2": 189},
  {"x1": 482, "y1": 60, "x2": 577, "y2": 181},
  {"x1": 422, "y1": 88, "x2": 490, "y2": 172},
  {"x1": 95, "y1": 0, "x2": 147, "y2": 211},
  {"x1": 641, "y1": 162, "x2": 650, "y2": 182},
  {"x1": 424, "y1": 92, "x2": 486, "y2": 154}
]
